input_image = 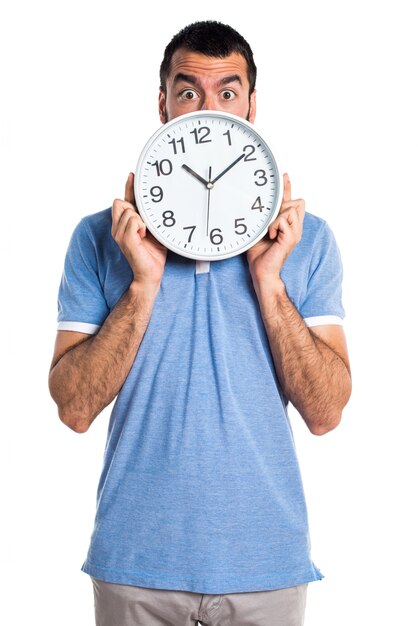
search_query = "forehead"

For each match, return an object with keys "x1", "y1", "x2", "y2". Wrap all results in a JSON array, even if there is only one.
[{"x1": 167, "y1": 48, "x2": 249, "y2": 86}]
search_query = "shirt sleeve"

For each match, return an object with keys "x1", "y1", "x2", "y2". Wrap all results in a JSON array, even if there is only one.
[
  {"x1": 299, "y1": 220, "x2": 345, "y2": 327},
  {"x1": 57, "y1": 218, "x2": 110, "y2": 334}
]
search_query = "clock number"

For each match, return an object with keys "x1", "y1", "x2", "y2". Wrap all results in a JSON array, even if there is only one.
[
  {"x1": 234, "y1": 218, "x2": 247, "y2": 235},
  {"x1": 190, "y1": 127, "x2": 211, "y2": 144},
  {"x1": 183, "y1": 225, "x2": 196, "y2": 243},
  {"x1": 210, "y1": 228, "x2": 223, "y2": 245},
  {"x1": 223, "y1": 130, "x2": 232, "y2": 146},
  {"x1": 162, "y1": 210, "x2": 176, "y2": 227},
  {"x1": 150, "y1": 186, "x2": 163, "y2": 202},
  {"x1": 243, "y1": 145, "x2": 257, "y2": 161},
  {"x1": 254, "y1": 169, "x2": 268, "y2": 186},
  {"x1": 151, "y1": 159, "x2": 173, "y2": 176},
  {"x1": 251, "y1": 196, "x2": 265, "y2": 212},
  {"x1": 168, "y1": 137, "x2": 185, "y2": 155}
]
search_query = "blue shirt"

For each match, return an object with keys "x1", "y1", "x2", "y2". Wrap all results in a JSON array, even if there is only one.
[{"x1": 57, "y1": 207, "x2": 345, "y2": 593}]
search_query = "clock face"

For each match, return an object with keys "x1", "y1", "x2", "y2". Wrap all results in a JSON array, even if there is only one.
[{"x1": 134, "y1": 110, "x2": 282, "y2": 261}]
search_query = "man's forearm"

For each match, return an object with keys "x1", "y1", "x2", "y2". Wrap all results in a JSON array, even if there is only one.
[
  {"x1": 49, "y1": 281, "x2": 160, "y2": 432},
  {"x1": 254, "y1": 279, "x2": 352, "y2": 435}
]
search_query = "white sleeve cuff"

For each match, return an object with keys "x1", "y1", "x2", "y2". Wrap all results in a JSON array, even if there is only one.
[
  {"x1": 57, "y1": 321, "x2": 100, "y2": 334},
  {"x1": 303, "y1": 315, "x2": 343, "y2": 327}
]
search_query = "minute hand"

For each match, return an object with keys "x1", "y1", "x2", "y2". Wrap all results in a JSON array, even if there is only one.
[{"x1": 211, "y1": 153, "x2": 246, "y2": 185}]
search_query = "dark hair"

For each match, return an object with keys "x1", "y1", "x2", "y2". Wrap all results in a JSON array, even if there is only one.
[{"x1": 160, "y1": 21, "x2": 257, "y2": 95}]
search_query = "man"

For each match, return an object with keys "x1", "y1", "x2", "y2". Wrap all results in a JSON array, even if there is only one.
[{"x1": 49, "y1": 20, "x2": 351, "y2": 626}]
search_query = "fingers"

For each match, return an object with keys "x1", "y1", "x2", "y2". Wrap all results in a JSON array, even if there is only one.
[
  {"x1": 111, "y1": 199, "x2": 133, "y2": 236},
  {"x1": 123, "y1": 211, "x2": 146, "y2": 246},
  {"x1": 124, "y1": 172, "x2": 136, "y2": 206},
  {"x1": 111, "y1": 198, "x2": 146, "y2": 243},
  {"x1": 273, "y1": 199, "x2": 305, "y2": 227},
  {"x1": 117, "y1": 206, "x2": 146, "y2": 241},
  {"x1": 283, "y1": 172, "x2": 291, "y2": 202},
  {"x1": 269, "y1": 200, "x2": 305, "y2": 243},
  {"x1": 269, "y1": 213, "x2": 293, "y2": 241}
]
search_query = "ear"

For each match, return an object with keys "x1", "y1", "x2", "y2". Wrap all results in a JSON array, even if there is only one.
[
  {"x1": 248, "y1": 88, "x2": 257, "y2": 124},
  {"x1": 158, "y1": 88, "x2": 167, "y2": 123}
]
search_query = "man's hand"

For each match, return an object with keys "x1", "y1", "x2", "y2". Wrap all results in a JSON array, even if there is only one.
[
  {"x1": 112, "y1": 173, "x2": 168, "y2": 286},
  {"x1": 246, "y1": 173, "x2": 305, "y2": 286}
]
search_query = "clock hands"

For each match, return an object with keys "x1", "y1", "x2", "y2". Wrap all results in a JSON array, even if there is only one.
[
  {"x1": 211, "y1": 153, "x2": 245, "y2": 185},
  {"x1": 182, "y1": 152, "x2": 245, "y2": 190},
  {"x1": 181, "y1": 164, "x2": 211, "y2": 188}
]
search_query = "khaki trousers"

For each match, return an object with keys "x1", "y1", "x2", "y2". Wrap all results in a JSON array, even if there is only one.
[{"x1": 91, "y1": 576, "x2": 308, "y2": 626}]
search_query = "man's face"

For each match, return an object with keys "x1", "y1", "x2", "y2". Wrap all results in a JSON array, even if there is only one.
[{"x1": 159, "y1": 48, "x2": 256, "y2": 124}]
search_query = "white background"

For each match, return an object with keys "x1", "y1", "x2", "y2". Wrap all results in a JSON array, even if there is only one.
[{"x1": 2, "y1": 0, "x2": 417, "y2": 624}]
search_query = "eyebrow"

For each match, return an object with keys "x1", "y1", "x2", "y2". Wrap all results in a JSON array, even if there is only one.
[
  {"x1": 217, "y1": 74, "x2": 243, "y2": 87},
  {"x1": 173, "y1": 73, "x2": 243, "y2": 88},
  {"x1": 173, "y1": 73, "x2": 198, "y2": 86}
]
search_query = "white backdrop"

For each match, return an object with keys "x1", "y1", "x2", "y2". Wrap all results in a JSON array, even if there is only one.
[{"x1": 2, "y1": 0, "x2": 417, "y2": 624}]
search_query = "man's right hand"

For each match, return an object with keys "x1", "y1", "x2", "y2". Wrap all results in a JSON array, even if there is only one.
[{"x1": 112, "y1": 172, "x2": 168, "y2": 286}]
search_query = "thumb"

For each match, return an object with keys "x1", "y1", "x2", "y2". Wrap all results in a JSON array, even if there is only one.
[{"x1": 124, "y1": 172, "x2": 136, "y2": 207}]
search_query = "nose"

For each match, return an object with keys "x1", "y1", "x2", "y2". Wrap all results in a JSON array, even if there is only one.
[{"x1": 200, "y1": 94, "x2": 217, "y2": 111}]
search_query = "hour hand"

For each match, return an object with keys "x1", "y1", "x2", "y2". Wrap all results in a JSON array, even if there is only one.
[{"x1": 182, "y1": 164, "x2": 210, "y2": 187}]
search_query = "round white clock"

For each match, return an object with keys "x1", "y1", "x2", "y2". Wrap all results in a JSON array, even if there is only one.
[{"x1": 134, "y1": 110, "x2": 283, "y2": 261}]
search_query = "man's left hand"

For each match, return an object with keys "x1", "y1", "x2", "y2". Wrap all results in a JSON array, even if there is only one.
[{"x1": 246, "y1": 173, "x2": 305, "y2": 285}]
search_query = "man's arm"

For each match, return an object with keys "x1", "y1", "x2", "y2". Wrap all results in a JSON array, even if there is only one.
[
  {"x1": 254, "y1": 278, "x2": 351, "y2": 435},
  {"x1": 247, "y1": 173, "x2": 351, "y2": 435},
  {"x1": 49, "y1": 173, "x2": 167, "y2": 433},
  {"x1": 49, "y1": 281, "x2": 160, "y2": 433}
]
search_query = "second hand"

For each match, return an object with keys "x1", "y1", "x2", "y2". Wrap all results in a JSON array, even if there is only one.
[{"x1": 206, "y1": 166, "x2": 212, "y2": 237}]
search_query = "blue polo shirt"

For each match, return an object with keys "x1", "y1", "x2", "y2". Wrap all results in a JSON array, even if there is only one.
[{"x1": 57, "y1": 207, "x2": 345, "y2": 594}]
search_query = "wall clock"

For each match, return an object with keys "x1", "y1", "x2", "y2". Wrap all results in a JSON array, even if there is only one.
[{"x1": 134, "y1": 110, "x2": 283, "y2": 261}]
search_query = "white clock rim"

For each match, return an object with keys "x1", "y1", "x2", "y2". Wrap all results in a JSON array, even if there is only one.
[{"x1": 134, "y1": 110, "x2": 284, "y2": 262}]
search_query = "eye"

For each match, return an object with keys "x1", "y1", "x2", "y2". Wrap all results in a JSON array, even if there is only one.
[
  {"x1": 180, "y1": 89, "x2": 198, "y2": 101},
  {"x1": 221, "y1": 90, "x2": 236, "y2": 101}
]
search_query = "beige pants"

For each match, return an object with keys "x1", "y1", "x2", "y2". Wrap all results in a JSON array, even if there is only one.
[{"x1": 91, "y1": 576, "x2": 308, "y2": 626}]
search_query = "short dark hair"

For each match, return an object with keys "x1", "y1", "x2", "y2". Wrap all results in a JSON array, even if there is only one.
[{"x1": 160, "y1": 21, "x2": 257, "y2": 96}]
